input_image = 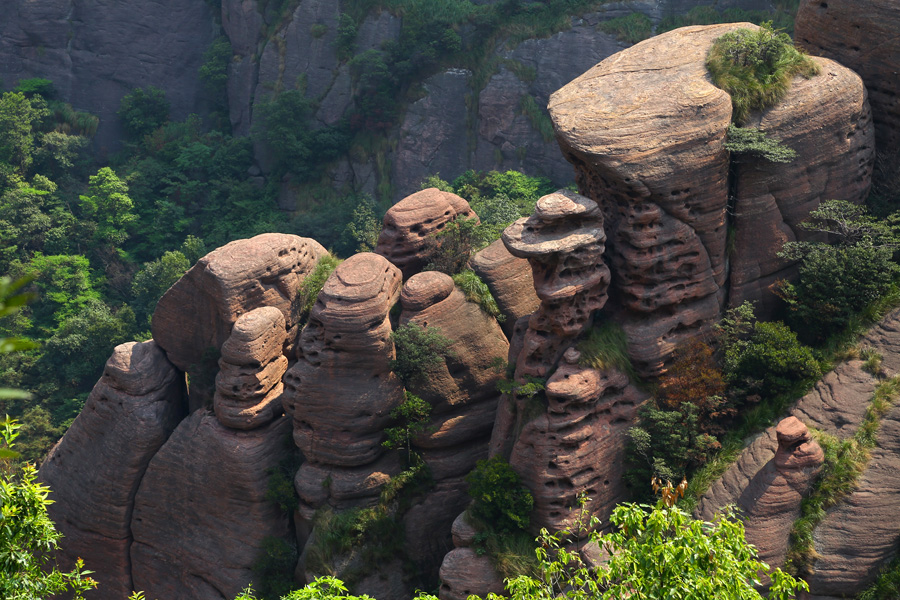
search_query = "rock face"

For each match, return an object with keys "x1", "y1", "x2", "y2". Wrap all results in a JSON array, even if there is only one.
[
  {"x1": 152, "y1": 233, "x2": 326, "y2": 406},
  {"x1": 0, "y1": 0, "x2": 215, "y2": 152},
  {"x1": 439, "y1": 548, "x2": 506, "y2": 600},
  {"x1": 728, "y1": 56, "x2": 874, "y2": 315},
  {"x1": 131, "y1": 412, "x2": 294, "y2": 600},
  {"x1": 549, "y1": 23, "x2": 874, "y2": 371},
  {"x1": 214, "y1": 306, "x2": 289, "y2": 430},
  {"x1": 510, "y1": 349, "x2": 644, "y2": 534},
  {"x1": 39, "y1": 341, "x2": 187, "y2": 600},
  {"x1": 471, "y1": 239, "x2": 540, "y2": 337},
  {"x1": 502, "y1": 189, "x2": 610, "y2": 380},
  {"x1": 284, "y1": 251, "x2": 403, "y2": 473},
  {"x1": 795, "y1": 0, "x2": 900, "y2": 151},
  {"x1": 375, "y1": 188, "x2": 478, "y2": 278}
]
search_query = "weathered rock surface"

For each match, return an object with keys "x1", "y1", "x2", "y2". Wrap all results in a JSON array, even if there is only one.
[
  {"x1": 283, "y1": 252, "x2": 404, "y2": 467},
  {"x1": 471, "y1": 239, "x2": 541, "y2": 337},
  {"x1": 131, "y1": 412, "x2": 294, "y2": 600},
  {"x1": 39, "y1": 341, "x2": 187, "y2": 600},
  {"x1": 0, "y1": 0, "x2": 216, "y2": 152},
  {"x1": 729, "y1": 56, "x2": 874, "y2": 315},
  {"x1": 795, "y1": 0, "x2": 900, "y2": 151},
  {"x1": 439, "y1": 548, "x2": 506, "y2": 600},
  {"x1": 214, "y1": 306, "x2": 288, "y2": 429},
  {"x1": 152, "y1": 233, "x2": 325, "y2": 406},
  {"x1": 510, "y1": 351, "x2": 645, "y2": 533},
  {"x1": 375, "y1": 188, "x2": 478, "y2": 278},
  {"x1": 502, "y1": 190, "x2": 610, "y2": 379}
]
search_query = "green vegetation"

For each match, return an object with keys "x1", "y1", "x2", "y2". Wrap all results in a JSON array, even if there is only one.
[
  {"x1": 389, "y1": 322, "x2": 455, "y2": 386},
  {"x1": 519, "y1": 95, "x2": 554, "y2": 143},
  {"x1": 724, "y1": 123, "x2": 797, "y2": 163},
  {"x1": 295, "y1": 253, "x2": 342, "y2": 323},
  {"x1": 786, "y1": 376, "x2": 900, "y2": 577},
  {"x1": 599, "y1": 12, "x2": 653, "y2": 44},
  {"x1": 707, "y1": 23, "x2": 819, "y2": 124},
  {"x1": 576, "y1": 318, "x2": 635, "y2": 379},
  {"x1": 859, "y1": 554, "x2": 900, "y2": 600},
  {"x1": 451, "y1": 269, "x2": 503, "y2": 321},
  {"x1": 465, "y1": 455, "x2": 534, "y2": 534},
  {"x1": 117, "y1": 87, "x2": 170, "y2": 141},
  {"x1": 658, "y1": 3, "x2": 800, "y2": 36},
  {"x1": 423, "y1": 215, "x2": 483, "y2": 274},
  {"x1": 382, "y1": 391, "x2": 431, "y2": 464}
]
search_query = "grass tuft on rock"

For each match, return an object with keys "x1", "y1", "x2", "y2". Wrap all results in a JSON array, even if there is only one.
[
  {"x1": 577, "y1": 319, "x2": 636, "y2": 380},
  {"x1": 706, "y1": 22, "x2": 819, "y2": 124},
  {"x1": 452, "y1": 269, "x2": 504, "y2": 322}
]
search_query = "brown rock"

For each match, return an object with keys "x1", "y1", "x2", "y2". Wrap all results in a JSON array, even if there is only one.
[
  {"x1": 131, "y1": 412, "x2": 294, "y2": 600},
  {"x1": 471, "y1": 239, "x2": 540, "y2": 337},
  {"x1": 510, "y1": 364, "x2": 645, "y2": 533},
  {"x1": 502, "y1": 190, "x2": 610, "y2": 379},
  {"x1": 451, "y1": 511, "x2": 478, "y2": 548},
  {"x1": 152, "y1": 233, "x2": 326, "y2": 406},
  {"x1": 728, "y1": 56, "x2": 874, "y2": 315},
  {"x1": 774, "y1": 416, "x2": 825, "y2": 470},
  {"x1": 795, "y1": 0, "x2": 900, "y2": 151},
  {"x1": 39, "y1": 341, "x2": 187, "y2": 600},
  {"x1": 214, "y1": 307, "x2": 289, "y2": 430},
  {"x1": 548, "y1": 25, "x2": 736, "y2": 375},
  {"x1": 375, "y1": 188, "x2": 478, "y2": 278},
  {"x1": 439, "y1": 548, "x2": 505, "y2": 600},
  {"x1": 403, "y1": 478, "x2": 471, "y2": 581},
  {"x1": 284, "y1": 253, "x2": 404, "y2": 467},
  {"x1": 293, "y1": 454, "x2": 403, "y2": 521}
]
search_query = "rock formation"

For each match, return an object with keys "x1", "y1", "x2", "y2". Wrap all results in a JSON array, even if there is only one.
[
  {"x1": 214, "y1": 306, "x2": 289, "y2": 430},
  {"x1": 152, "y1": 233, "x2": 326, "y2": 407},
  {"x1": 470, "y1": 239, "x2": 540, "y2": 337},
  {"x1": 795, "y1": 0, "x2": 900, "y2": 151},
  {"x1": 374, "y1": 188, "x2": 478, "y2": 279},
  {"x1": 39, "y1": 341, "x2": 187, "y2": 599},
  {"x1": 549, "y1": 23, "x2": 874, "y2": 371},
  {"x1": 502, "y1": 189, "x2": 610, "y2": 380},
  {"x1": 131, "y1": 412, "x2": 294, "y2": 600}
]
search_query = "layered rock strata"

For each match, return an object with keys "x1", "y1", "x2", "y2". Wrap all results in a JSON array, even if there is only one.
[
  {"x1": 282, "y1": 252, "x2": 404, "y2": 509},
  {"x1": 152, "y1": 233, "x2": 326, "y2": 407},
  {"x1": 131, "y1": 412, "x2": 294, "y2": 600},
  {"x1": 795, "y1": 0, "x2": 900, "y2": 151},
  {"x1": 470, "y1": 239, "x2": 541, "y2": 337},
  {"x1": 510, "y1": 348, "x2": 645, "y2": 533},
  {"x1": 502, "y1": 189, "x2": 610, "y2": 380},
  {"x1": 214, "y1": 306, "x2": 288, "y2": 430},
  {"x1": 728, "y1": 57, "x2": 874, "y2": 315},
  {"x1": 39, "y1": 341, "x2": 187, "y2": 600},
  {"x1": 374, "y1": 188, "x2": 478, "y2": 279}
]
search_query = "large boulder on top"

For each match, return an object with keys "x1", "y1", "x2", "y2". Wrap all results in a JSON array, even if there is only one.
[
  {"x1": 131, "y1": 412, "x2": 294, "y2": 600},
  {"x1": 283, "y1": 252, "x2": 404, "y2": 467},
  {"x1": 375, "y1": 188, "x2": 478, "y2": 278},
  {"x1": 152, "y1": 233, "x2": 326, "y2": 407},
  {"x1": 549, "y1": 23, "x2": 874, "y2": 372},
  {"x1": 39, "y1": 341, "x2": 187, "y2": 600},
  {"x1": 795, "y1": 0, "x2": 900, "y2": 151}
]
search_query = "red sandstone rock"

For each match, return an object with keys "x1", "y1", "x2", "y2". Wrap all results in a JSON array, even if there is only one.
[
  {"x1": 502, "y1": 190, "x2": 610, "y2": 379},
  {"x1": 375, "y1": 188, "x2": 478, "y2": 278},
  {"x1": 728, "y1": 56, "x2": 874, "y2": 315},
  {"x1": 795, "y1": 0, "x2": 900, "y2": 151},
  {"x1": 131, "y1": 412, "x2": 294, "y2": 600},
  {"x1": 214, "y1": 306, "x2": 288, "y2": 429},
  {"x1": 283, "y1": 252, "x2": 404, "y2": 467},
  {"x1": 470, "y1": 239, "x2": 540, "y2": 337},
  {"x1": 152, "y1": 233, "x2": 326, "y2": 406},
  {"x1": 439, "y1": 548, "x2": 505, "y2": 600},
  {"x1": 39, "y1": 341, "x2": 186, "y2": 600}
]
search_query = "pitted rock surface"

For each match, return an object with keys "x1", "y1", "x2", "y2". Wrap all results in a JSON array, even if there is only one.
[
  {"x1": 502, "y1": 190, "x2": 610, "y2": 379},
  {"x1": 214, "y1": 307, "x2": 288, "y2": 430},
  {"x1": 131, "y1": 412, "x2": 294, "y2": 600},
  {"x1": 283, "y1": 253, "x2": 404, "y2": 467},
  {"x1": 729, "y1": 56, "x2": 874, "y2": 315},
  {"x1": 375, "y1": 188, "x2": 478, "y2": 278},
  {"x1": 39, "y1": 341, "x2": 187, "y2": 600},
  {"x1": 795, "y1": 0, "x2": 900, "y2": 151},
  {"x1": 471, "y1": 240, "x2": 540, "y2": 337},
  {"x1": 152, "y1": 233, "x2": 326, "y2": 405}
]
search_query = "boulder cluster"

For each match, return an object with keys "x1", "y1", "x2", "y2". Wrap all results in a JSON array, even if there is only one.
[{"x1": 37, "y1": 11, "x2": 900, "y2": 600}]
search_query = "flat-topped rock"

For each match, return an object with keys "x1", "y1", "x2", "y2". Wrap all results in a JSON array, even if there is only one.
[
  {"x1": 534, "y1": 189, "x2": 601, "y2": 221},
  {"x1": 315, "y1": 252, "x2": 404, "y2": 331}
]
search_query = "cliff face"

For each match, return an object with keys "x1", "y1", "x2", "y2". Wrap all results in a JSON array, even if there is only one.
[{"x1": 0, "y1": 0, "x2": 216, "y2": 153}]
